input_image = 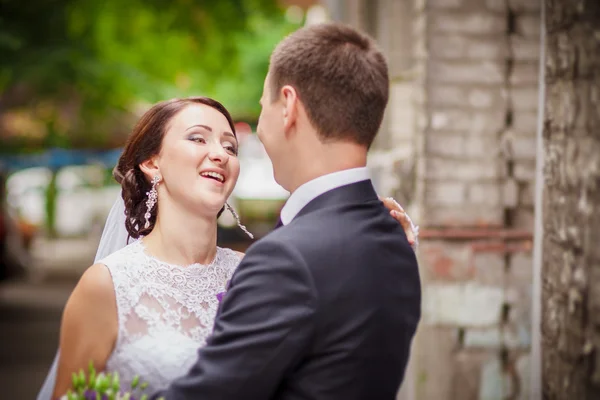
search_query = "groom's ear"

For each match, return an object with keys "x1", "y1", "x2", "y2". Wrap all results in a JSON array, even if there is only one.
[
  {"x1": 139, "y1": 157, "x2": 160, "y2": 182},
  {"x1": 281, "y1": 85, "x2": 298, "y2": 133}
]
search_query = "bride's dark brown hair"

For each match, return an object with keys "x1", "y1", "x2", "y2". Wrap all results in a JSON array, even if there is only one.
[{"x1": 113, "y1": 97, "x2": 236, "y2": 239}]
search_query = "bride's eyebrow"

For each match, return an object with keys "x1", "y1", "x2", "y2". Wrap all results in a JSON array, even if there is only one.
[{"x1": 186, "y1": 124, "x2": 212, "y2": 132}]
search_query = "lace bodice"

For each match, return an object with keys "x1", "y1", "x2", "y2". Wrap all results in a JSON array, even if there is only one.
[{"x1": 101, "y1": 240, "x2": 241, "y2": 394}]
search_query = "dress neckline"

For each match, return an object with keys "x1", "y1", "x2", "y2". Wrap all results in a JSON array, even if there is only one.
[{"x1": 136, "y1": 239, "x2": 221, "y2": 269}]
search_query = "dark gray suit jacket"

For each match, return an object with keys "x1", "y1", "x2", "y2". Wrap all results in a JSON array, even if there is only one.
[{"x1": 155, "y1": 180, "x2": 421, "y2": 399}]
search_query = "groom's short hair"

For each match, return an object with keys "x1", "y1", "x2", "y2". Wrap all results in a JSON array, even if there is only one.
[{"x1": 269, "y1": 22, "x2": 389, "y2": 148}]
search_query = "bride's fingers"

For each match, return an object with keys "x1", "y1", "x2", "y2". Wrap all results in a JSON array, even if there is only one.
[
  {"x1": 380, "y1": 196, "x2": 416, "y2": 245},
  {"x1": 381, "y1": 196, "x2": 404, "y2": 213},
  {"x1": 390, "y1": 210, "x2": 415, "y2": 245}
]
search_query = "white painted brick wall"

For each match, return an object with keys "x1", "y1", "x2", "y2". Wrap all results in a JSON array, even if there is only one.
[
  {"x1": 423, "y1": 204, "x2": 505, "y2": 227},
  {"x1": 512, "y1": 135, "x2": 537, "y2": 160},
  {"x1": 514, "y1": 160, "x2": 536, "y2": 181},
  {"x1": 423, "y1": 283, "x2": 505, "y2": 326},
  {"x1": 425, "y1": 132, "x2": 465, "y2": 157},
  {"x1": 463, "y1": 327, "x2": 530, "y2": 349},
  {"x1": 516, "y1": 14, "x2": 541, "y2": 38},
  {"x1": 486, "y1": 0, "x2": 541, "y2": 13},
  {"x1": 510, "y1": 63, "x2": 540, "y2": 86},
  {"x1": 425, "y1": 181, "x2": 467, "y2": 205},
  {"x1": 428, "y1": 0, "x2": 465, "y2": 9},
  {"x1": 426, "y1": 132, "x2": 504, "y2": 159},
  {"x1": 511, "y1": 86, "x2": 540, "y2": 110},
  {"x1": 465, "y1": 135, "x2": 504, "y2": 157},
  {"x1": 388, "y1": 81, "x2": 418, "y2": 142},
  {"x1": 474, "y1": 252, "x2": 506, "y2": 284},
  {"x1": 430, "y1": 109, "x2": 506, "y2": 133},
  {"x1": 425, "y1": 157, "x2": 502, "y2": 181},
  {"x1": 429, "y1": 85, "x2": 507, "y2": 109},
  {"x1": 428, "y1": 61, "x2": 505, "y2": 84},
  {"x1": 511, "y1": 36, "x2": 542, "y2": 62},
  {"x1": 508, "y1": 0, "x2": 541, "y2": 12},
  {"x1": 430, "y1": 35, "x2": 510, "y2": 60},
  {"x1": 519, "y1": 182, "x2": 535, "y2": 206},
  {"x1": 512, "y1": 110, "x2": 538, "y2": 133},
  {"x1": 503, "y1": 179, "x2": 520, "y2": 207},
  {"x1": 429, "y1": 12, "x2": 506, "y2": 35},
  {"x1": 468, "y1": 182, "x2": 503, "y2": 206}
]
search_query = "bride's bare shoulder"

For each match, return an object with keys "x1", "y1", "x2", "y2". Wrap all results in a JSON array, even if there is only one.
[
  {"x1": 73, "y1": 263, "x2": 114, "y2": 299},
  {"x1": 62, "y1": 263, "x2": 116, "y2": 326}
]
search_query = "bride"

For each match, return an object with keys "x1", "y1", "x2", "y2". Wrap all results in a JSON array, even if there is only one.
[{"x1": 38, "y1": 96, "x2": 418, "y2": 399}]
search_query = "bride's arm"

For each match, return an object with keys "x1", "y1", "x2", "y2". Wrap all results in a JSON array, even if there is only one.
[{"x1": 52, "y1": 264, "x2": 118, "y2": 398}]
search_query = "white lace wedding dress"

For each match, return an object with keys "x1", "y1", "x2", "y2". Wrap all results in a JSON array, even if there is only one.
[{"x1": 99, "y1": 239, "x2": 242, "y2": 394}]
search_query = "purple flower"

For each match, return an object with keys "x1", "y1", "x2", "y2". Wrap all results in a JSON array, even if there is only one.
[
  {"x1": 83, "y1": 390, "x2": 138, "y2": 400},
  {"x1": 83, "y1": 390, "x2": 110, "y2": 400},
  {"x1": 216, "y1": 280, "x2": 231, "y2": 302}
]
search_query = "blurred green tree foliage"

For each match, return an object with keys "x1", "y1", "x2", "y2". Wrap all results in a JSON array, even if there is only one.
[{"x1": 0, "y1": 0, "x2": 299, "y2": 151}]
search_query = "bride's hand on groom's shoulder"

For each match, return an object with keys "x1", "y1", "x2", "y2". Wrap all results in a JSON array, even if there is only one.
[{"x1": 380, "y1": 197, "x2": 419, "y2": 249}]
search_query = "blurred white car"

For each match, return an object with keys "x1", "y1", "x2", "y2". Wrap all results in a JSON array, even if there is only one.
[{"x1": 6, "y1": 166, "x2": 120, "y2": 237}]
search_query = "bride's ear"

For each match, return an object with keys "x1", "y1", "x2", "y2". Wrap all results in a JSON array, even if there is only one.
[{"x1": 139, "y1": 157, "x2": 160, "y2": 182}]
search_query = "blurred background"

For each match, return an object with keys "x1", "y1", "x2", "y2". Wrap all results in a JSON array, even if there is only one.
[{"x1": 0, "y1": 0, "x2": 543, "y2": 399}]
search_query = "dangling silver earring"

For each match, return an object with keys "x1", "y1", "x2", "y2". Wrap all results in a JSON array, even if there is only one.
[
  {"x1": 225, "y1": 202, "x2": 254, "y2": 239},
  {"x1": 144, "y1": 175, "x2": 160, "y2": 229}
]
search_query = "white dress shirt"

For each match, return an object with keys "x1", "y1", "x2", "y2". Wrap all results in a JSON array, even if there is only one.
[{"x1": 280, "y1": 167, "x2": 371, "y2": 226}]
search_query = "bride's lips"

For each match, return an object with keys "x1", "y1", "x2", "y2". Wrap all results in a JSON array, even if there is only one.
[{"x1": 199, "y1": 168, "x2": 226, "y2": 185}]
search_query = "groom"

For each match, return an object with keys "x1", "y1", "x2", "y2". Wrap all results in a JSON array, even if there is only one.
[{"x1": 155, "y1": 22, "x2": 421, "y2": 400}]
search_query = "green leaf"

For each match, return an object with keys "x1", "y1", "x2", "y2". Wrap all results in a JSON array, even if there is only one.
[
  {"x1": 112, "y1": 370, "x2": 120, "y2": 391},
  {"x1": 71, "y1": 372, "x2": 79, "y2": 390},
  {"x1": 94, "y1": 373, "x2": 107, "y2": 392},
  {"x1": 131, "y1": 375, "x2": 140, "y2": 389},
  {"x1": 78, "y1": 369, "x2": 86, "y2": 388},
  {"x1": 89, "y1": 367, "x2": 97, "y2": 388},
  {"x1": 88, "y1": 360, "x2": 96, "y2": 375}
]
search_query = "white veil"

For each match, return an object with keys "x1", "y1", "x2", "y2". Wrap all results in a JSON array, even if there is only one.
[
  {"x1": 37, "y1": 192, "x2": 129, "y2": 400},
  {"x1": 93, "y1": 192, "x2": 130, "y2": 261}
]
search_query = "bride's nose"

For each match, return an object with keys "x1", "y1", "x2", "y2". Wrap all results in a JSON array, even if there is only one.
[{"x1": 208, "y1": 147, "x2": 229, "y2": 165}]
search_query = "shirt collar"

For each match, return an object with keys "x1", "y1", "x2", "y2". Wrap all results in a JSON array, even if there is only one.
[{"x1": 280, "y1": 167, "x2": 371, "y2": 225}]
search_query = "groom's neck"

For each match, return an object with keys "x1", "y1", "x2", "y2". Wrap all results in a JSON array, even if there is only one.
[{"x1": 287, "y1": 141, "x2": 368, "y2": 194}]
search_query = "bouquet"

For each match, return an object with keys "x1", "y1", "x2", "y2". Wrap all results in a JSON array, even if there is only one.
[{"x1": 59, "y1": 361, "x2": 164, "y2": 400}]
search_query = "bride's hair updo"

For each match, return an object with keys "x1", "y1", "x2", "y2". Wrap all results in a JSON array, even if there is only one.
[{"x1": 114, "y1": 97, "x2": 237, "y2": 239}]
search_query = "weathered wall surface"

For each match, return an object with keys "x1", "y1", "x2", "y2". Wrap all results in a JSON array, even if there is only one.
[{"x1": 323, "y1": 0, "x2": 541, "y2": 398}]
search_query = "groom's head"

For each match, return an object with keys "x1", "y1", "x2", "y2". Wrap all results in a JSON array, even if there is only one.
[{"x1": 257, "y1": 23, "x2": 389, "y2": 192}]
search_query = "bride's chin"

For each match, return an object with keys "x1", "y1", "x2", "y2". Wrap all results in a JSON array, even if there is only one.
[
  {"x1": 183, "y1": 192, "x2": 227, "y2": 214},
  {"x1": 190, "y1": 201, "x2": 226, "y2": 218}
]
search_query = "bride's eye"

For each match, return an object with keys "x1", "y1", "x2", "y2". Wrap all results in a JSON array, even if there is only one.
[
  {"x1": 223, "y1": 141, "x2": 238, "y2": 155},
  {"x1": 189, "y1": 135, "x2": 206, "y2": 144}
]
